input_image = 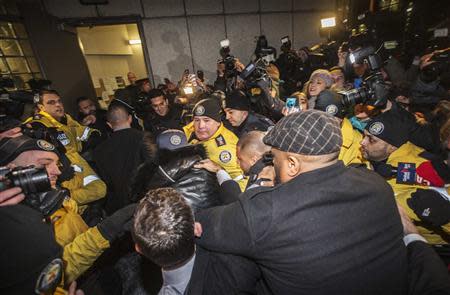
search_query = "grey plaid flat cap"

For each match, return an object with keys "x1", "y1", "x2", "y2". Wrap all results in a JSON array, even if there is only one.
[{"x1": 263, "y1": 110, "x2": 342, "y2": 155}]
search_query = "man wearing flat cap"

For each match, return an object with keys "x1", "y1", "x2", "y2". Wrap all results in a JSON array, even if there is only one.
[
  {"x1": 183, "y1": 98, "x2": 247, "y2": 190},
  {"x1": 195, "y1": 110, "x2": 407, "y2": 294},
  {"x1": 361, "y1": 112, "x2": 450, "y2": 245},
  {"x1": 224, "y1": 89, "x2": 273, "y2": 138}
]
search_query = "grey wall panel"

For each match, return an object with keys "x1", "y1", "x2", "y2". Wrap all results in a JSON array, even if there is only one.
[
  {"x1": 142, "y1": 0, "x2": 185, "y2": 17},
  {"x1": 261, "y1": 13, "x2": 292, "y2": 52},
  {"x1": 142, "y1": 17, "x2": 192, "y2": 84},
  {"x1": 224, "y1": 0, "x2": 259, "y2": 14},
  {"x1": 44, "y1": 0, "x2": 96, "y2": 18},
  {"x1": 225, "y1": 14, "x2": 260, "y2": 64},
  {"x1": 293, "y1": 0, "x2": 334, "y2": 11},
  {"x1": 260, "y1": 0, "x2": 291, "y2": 12},
  {"x1": 188, "y1": 16, "x2": 225, "y2": 83},
  {"x1": 185, "y1": 0, "x2": 223, "y2": 15},
  {"x1": 97, "y1": 0, "x2": 143, "y2": 17},
  {"x1": 293, "y1": 12, "x2": 325, "y2": 48}
]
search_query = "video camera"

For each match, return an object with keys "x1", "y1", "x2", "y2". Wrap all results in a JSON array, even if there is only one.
[
  {"x1": 338, "y1": 45, "x2": 389, "y2": 108},
  {"x1": 0, "y1": 165, "x2": 51, "y2": 194},
  {"x1": 0, "y1": 78, "x2": 51, "y2": 128}
]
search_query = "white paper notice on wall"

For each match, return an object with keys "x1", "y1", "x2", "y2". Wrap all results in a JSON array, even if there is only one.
[
  {"x1": 103, "y1": 77, "x2": 119, "y2": 95},
  {"x1": 434, "y1": 28, "x2": 448, "y2": 38}
]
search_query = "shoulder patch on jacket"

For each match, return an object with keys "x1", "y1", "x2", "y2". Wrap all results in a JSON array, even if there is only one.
[
  {"x1": 215, "y1": 135, "x2": 226, "y2": 147},
  {"x1": 219, "y1": 150, "x2": 232, "y2": 163}
]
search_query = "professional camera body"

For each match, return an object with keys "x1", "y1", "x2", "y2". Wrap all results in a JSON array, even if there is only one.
[
  {"x1": 0, "y1": 165, "x2": 67, "y2": 217},
  {"x1": 240, "y1": 59, "x2": 272, "y2": 102},
  {"x1": 338, "y1": 46, "x2": 390, "y2": 108},
  {"x1": 0, "y1": 165, "x2": 51, "y2": 194}
]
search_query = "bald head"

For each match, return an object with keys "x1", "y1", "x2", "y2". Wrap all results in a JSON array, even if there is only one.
[
  {"x1": 237, "y1": 131, "x2": 271, "y2": 174},
  {"x1": 107, "y1": 104, "x2": 131, "y2": 130}
]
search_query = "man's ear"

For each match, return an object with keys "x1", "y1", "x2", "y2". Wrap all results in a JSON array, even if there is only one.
[
  {"x1": 37, "y1": 103, "x2": 44, "y2": 112},
  {"x1": 127, "y1": 114, "x2": 132, "y2": 124},
  {"x1": 135, "y1": 243, "x2": 142, "y2": 254},
  {"x1": 286, "y1": 153, "x2": 301, "y2": 177}
]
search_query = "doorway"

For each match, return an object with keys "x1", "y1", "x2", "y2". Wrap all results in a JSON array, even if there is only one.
[{"x1": 77, "y1": 23, "x2": 148, "y2": 103}]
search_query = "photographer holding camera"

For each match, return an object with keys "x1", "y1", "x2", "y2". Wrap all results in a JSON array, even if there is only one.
[
  {"x1": 214, "y1": 39, "x2": 246, "y2": 93},
  {"x1": 0, "y1": 133, "x2": 136, "y2": 287}
]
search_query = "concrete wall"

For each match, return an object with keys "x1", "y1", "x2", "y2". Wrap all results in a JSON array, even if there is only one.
[{"x1": 43, "y1": 0, "x2": 334, "y2": 85}]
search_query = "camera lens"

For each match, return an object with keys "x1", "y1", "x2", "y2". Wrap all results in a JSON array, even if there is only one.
[
  {"x1": 340, "y1": 87, "x2": 369, "y2": 107},
  {"x1": 10, "y1": 167, "x2": 51, "y2": 194}
]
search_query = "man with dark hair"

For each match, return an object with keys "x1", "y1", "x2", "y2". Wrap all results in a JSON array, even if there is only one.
[
  {"x1": 143, "y1": 88, "x2": 183, "y2": 136},
  {"x1": 76, "y1": 96, "x2": 111, "y2": 140},
  {"x1": 361, "y1": 112, "x2": 450, "y2": 244},
  {"x1": 94, "y1": 103, "x2": 154, "y2": 215},
  {"x1": 132, "y1": 187, "x2": 260, "y2": 294},
  {"x1": 183, "y1": 98, "x2": 247, "y2": 190},
  {"x1": 196, "y1": 110, "x2": 408, "y2": 294},
  {"x1": 224, "y1": 89, "x2": 273, "y2": 138}
]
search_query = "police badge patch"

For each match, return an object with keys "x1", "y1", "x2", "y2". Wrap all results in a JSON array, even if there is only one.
[
  {"x1": 170, "y1": 134, "x2": 182, "y2": 146},
  {"x1": 215, "y1": 135, "x2": 226, "y2": 147},
  {"x1": 195, "y1": 105, "x2": 205, "y2": 116},
  {"x1": 368, "y1": 122, "x2": 384, "y2": 136},
  {"x1": 325, "y1": 104, "x2": 338, "y2": 116},
  {"x1": 219, "y1": 150, "x2": 232, "y2": 163},
  {"x1": 37, "y1": 140, "x2": 55, "y2": 151},
  {"x1": 56, "y1": 132, "x2": 70, "y2": 146}
]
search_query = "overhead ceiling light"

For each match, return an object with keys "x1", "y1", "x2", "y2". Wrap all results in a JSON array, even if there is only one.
[
  {"x1": 128, "y1": 39, "x2": 141, "y2": 45},
  {"x1": 321, "y1": 17, "x2": 336, "y2": 28}
]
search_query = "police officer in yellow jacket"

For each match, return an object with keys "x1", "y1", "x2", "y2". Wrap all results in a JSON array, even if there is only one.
[
  {"x1": 25, "y1": 89, "x2": 106, "y2": 212},
  {"x1": 314, "y1": 90, "x2": 368, "y2": 167},
  {"x1": 183, "y1": 98, "x2": 247, "y2": 190},
  {"x1": 361, "y1": 112, "x2": 450, "y2": 244},
  {"x1": 0, "y1": 135, "x2": 136, "y2": 286}
]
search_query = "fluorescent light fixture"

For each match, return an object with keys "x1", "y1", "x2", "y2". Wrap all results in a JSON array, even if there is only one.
[
  {"x1": 128, "y1": 39, "x2": 141, "y2": 45},
  {"x1": 406, "y1": 7, "x2": 413, "y2": 12},
  {"x1": 321, "y1": 17, "x2": 336, "y2": 28}
]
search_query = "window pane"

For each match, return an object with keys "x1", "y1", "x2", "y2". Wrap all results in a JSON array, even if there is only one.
[
  {"x1": 26, "y1": 57, "x2": 39, "y2": 72},
  {"x1": 0, "y1": 22, "x2": 15, "y2": 37},
  {"x1": 6, "y1": 57, "x2": 29, "y2": 73},
  {"x1": 19, "y1": 40, "x2": 33, "y2": 56},
  {"x1": 0, "y1": 58, "x2": 9, "y2": 74},
  {"x1": 12, "y1": 23, "x2": 27, "y2": 38},
  {"x1": 0, "y1": 39, "x2": 22, "y2": 56}
]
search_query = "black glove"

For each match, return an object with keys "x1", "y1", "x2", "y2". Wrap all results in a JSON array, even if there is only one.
[
  {"x1": 407, "y1": 189, "x2": 450, "y2": 227},
  {"x1": 97, "y1": 204, "x2": 136, "y2": 242}
]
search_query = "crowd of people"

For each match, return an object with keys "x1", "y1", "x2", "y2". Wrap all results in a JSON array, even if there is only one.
[{"x1": 1, "y1": 31, "x2": 450, "y2": 295}]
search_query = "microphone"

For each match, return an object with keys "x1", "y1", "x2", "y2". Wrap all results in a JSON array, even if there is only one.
[{"x1": 374, "y1": 162, "x2": 417, "y2": 185}]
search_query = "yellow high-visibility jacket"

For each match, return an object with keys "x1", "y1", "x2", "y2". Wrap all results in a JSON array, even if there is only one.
[
  {"x1": 339, "y1": 118, "x2": 368, "y2": 167},
  {"x1": 25, "y1": 111, "x2": 106, "y2": 211},
  {"x1": 184, "y1": 122, "x2": 247, "y2": 190},
  {"x1": 372, "y1": 142, "x2": 449, "y2": 244}
]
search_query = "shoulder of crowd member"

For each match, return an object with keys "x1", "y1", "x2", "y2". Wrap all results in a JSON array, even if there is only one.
[{"x1": 241, "y1": 184, "x2": 276, "y2": 201}]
